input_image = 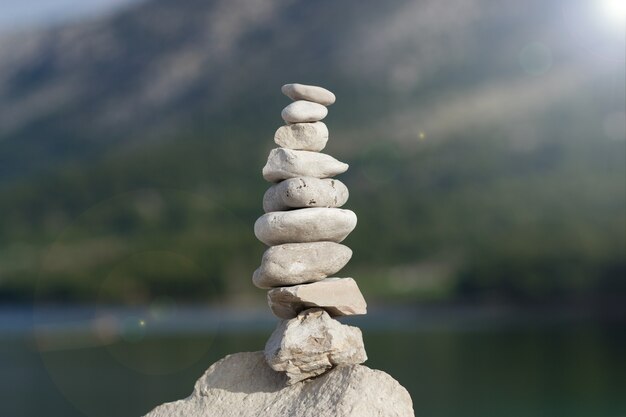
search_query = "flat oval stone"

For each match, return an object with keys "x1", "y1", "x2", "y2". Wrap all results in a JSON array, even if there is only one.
[
  {"x1": 254, "y1": 208, "x2": 357, "y2": 246},
  {"x1": 267, "y1": 278, "x2": 367, "y2": 319},
  {"x1": 274, "y1": 122, "x2": 329, "y2": 151},
  {"x1": 253, "y1": 242, "x2": 353, "y2": 289},
  {"x1": 263, "y1": 177, "x2": 349, "y2": 212},
  {"x1": 281, "y1": 101, "x2": 328, "y2": 123},
  {"x1": 262, "y1": 148, "x2": 348, "y2": 182},
  {"x1": 281, "y1": 83, "x2": 336, "y2": 106}
]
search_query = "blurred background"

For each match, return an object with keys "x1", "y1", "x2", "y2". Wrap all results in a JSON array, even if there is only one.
[{"x1": 0, "y1": 0, "x2": 624, "y2": 416}]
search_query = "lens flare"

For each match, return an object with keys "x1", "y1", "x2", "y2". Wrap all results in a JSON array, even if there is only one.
[{"x1": 600, "y1": 0, "x2": 626, "y2": 29}]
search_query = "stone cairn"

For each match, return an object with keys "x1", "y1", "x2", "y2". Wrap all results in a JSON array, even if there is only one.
[{"x1": 254, "y1": 83, "x2": 368, "y2": 384}]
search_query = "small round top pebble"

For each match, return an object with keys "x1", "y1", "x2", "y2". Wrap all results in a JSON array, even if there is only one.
[{"x1": 281, "y1": 83, "x2": 336, "y2": 106}]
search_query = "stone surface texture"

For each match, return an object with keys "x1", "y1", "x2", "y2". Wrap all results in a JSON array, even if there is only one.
[
  {"x1": 254, "y1": 208, "x2": 357, "y2": 246},
  {"x1": 253, "y1": 242, "x2": 352, "y2": 289},
  {"x1": 265, "y1": 309, "x2": 366, "y2": 384},
  {"x1": 143, "y1": 351, "x2": 414, "y2": 417},
  {"x1": 281, "y1": 100, "x2": 328, "y2": 123},
  {"x1": 281, "y1": 83, "x2": 336, "y2": 106},
  {"x1": 263, "y1": 177, "x2": 349, "y2": 212},
  {"x1": 274, "y1": 122, "x2": 329, "y2": 151},
  {"x1": 262, "y1": 148, "x2": 348, "y2": 182},
  {"x1": 267, "y1": 278, "x2": 367, "y2": 319}
]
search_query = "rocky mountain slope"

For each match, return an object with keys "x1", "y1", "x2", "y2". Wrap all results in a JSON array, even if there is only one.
[{"x1": 0, "y1": 0, "x2": 623, "y2": 303}]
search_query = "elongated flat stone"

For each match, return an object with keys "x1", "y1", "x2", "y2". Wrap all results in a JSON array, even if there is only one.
[
  {"x1": 263, "y1": 177, "x2": 349, "y2": 212},
  {"x1": 262, "y1": 148, "x2": 348, "y2": 182},
  {"x1": 281, "y1": 83, "x2": 336, "y2": 106},
  {"x1": 265, "y1": 309, "x2": 365, "y2": 384},
  {"x1": 267, "y1": 278, "x2": 367, "y2": 319},
  {"x1": 253, "y1": 242, "x2": 352, "y2": 289},
  {"x1": 254, "y1": 208, "x2": 357, "y2": 246},
  {"x1": 281, "y1": 101, "x2": 328, "y2": 123},
  {"x1": 274, "y1": 122, "x2": 329, "y2": 151}
]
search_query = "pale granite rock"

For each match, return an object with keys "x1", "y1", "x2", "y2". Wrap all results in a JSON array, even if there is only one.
[
  {"x1": 267, "y1": 278, "x2": 367, "y2": 319},
  {"x1": 281, "y1": 83, "x2": 336, "y2": 106},
  {"x1": 262, "y1": 148, "x2": 348, "y2": 182},
  {"x1": 254, "y1": 208, "x2": 357, "y2": 246},
  {"x1": 274, "y1": 122, "x2": 329, "y2": 151},
  {"x1": 281, "y1": 101, "x2": 328, "y2": 123},
  {"x1": 265, "y1": 309, "x2": 366, "y2": 384},
  {"x1": 143, "y1": 351, "x2": 415, "y2": 417},
  {"x1": 263, "y1": 177, "x2": 349, "y2": 212},
  {"x1": 253, "y1": 242, "x2": 352, "y2": 289}
]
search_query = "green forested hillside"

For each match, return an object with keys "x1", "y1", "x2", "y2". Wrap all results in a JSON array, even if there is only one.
[
  {"x1": 1, "y1": 113, "x2": 623, "y2": 304},
  {"x1": 0, "y1": 0, "x2": 624, "y2": 304}
]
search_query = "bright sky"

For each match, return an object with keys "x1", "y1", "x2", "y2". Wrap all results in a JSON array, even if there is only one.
[{"x1": 0, "y1": 0, "x2": 141, "y2": 32}]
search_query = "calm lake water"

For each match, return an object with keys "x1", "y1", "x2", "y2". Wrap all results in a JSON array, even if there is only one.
[{"x1": 0, "y1": 305, "x2": 624, "y2": 417}]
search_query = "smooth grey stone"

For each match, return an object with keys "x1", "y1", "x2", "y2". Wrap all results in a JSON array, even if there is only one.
[
  {"x1": 281, "y1": 83, "x2": 336, "y2": 106},
  {"x1": 281, "y1": 100, "x2": 328, "y2": 123},
  {"x1": 262, "y1": 148, "x2": 348, "y2": 182},
  {"x1": 265, "y1": 309, "x2": 365, "y2": 384},
  {"x1": 254, "y1": 208, "x2": 357, "y2": 246},
  {"x1": 274, "y1": 122, "x2": 329, "y2": 151},
  {"x1": 267, "y1": 278, "x2": 367, "y2": 319},
  {"x1": 263, "y1": 177, "x2": 349, "y2": 212},
  {"x1": 253, "y1": 242, "x2": 352, "y2": 289}
]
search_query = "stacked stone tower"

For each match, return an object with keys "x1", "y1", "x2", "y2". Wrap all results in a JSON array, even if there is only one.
[
  {"x1": 254, "y1": 83, "x2": 368, "y2": 384},
  {"x1": 145, "y1": 84, "x2": 415, "y2": 417}
]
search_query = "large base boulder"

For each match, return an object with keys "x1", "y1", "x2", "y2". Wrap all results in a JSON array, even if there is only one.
[{"x1": 144, "y1": 351, "x2": 414, "y2": 417}]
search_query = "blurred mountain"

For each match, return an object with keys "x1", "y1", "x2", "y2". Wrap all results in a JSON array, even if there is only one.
[{"x1": 0, "y1": 0, "x2": 624, "y2": 304}]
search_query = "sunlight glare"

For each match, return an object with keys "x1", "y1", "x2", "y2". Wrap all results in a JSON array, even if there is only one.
[{"x1": 600, "y1": 0, "x2": 626, "y2": 29}]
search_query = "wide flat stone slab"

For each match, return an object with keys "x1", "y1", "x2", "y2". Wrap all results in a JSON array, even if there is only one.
[
  {"x1": 253, "y1": 242, "x2": 352, "y2": 289},
  {"x1": 267, "y1": 277, "x2": 367, "y2": 319},
  {"x1": 263, "y1": 177, "x2": 349, "y2": 212},
  {"x1": 254, "y1": 208, "x2": 357, "y2": 246},
  {"x1": 262, "y1": 148, "x2": 348, "y2": 182},
  {"x1": 143, "y1": 351, "x2": 414, "y2": 417},
  {"x1": 265, "y1": 309, "x2": 366, "y2": 384}
]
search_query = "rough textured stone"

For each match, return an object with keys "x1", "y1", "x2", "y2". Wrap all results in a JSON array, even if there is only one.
[
  {"x1": 267, "y1": 278, "x2": 367, "y2": 319},
  {"x1": 281, "y1": 83, "x2": 336, "y2": 106},
  {"x1": 265, "y1": 309, "x2": 366, "y2": 384},
  {"x1": 143, "y1": 351, "x2": 414, "y2": 417},
  {"x1": 281, "y1": 100, "x2": 328, "y2": 123},
  {"x1": 263, "y1": 177, "x2": 349, "y2": 212},
  {"x1": 254, "y1": 208, "x2": 357, "y2": 246},
  {"x1": 253, "y1": 242, "x2": 352, "y2": 289},
  {"x1": 274, "y1": 122, "x2": 329, "y2": 151},
  {"x1": 262, "y1": 148, "x2": 348, "y2": 182}
]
